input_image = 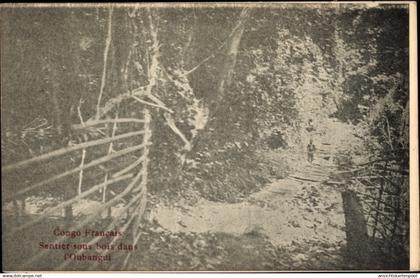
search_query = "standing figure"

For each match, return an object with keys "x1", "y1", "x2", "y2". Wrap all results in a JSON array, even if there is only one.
[
  {"x1": 306, "y1": 119, "x2": 315, "y2": 133},
  {"x1": 307, "y1": 139, "x2": 316, "y2": 163}
]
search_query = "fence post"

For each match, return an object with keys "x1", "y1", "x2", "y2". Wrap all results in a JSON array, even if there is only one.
[
  {"x1": 391, "y1": 177, "x2": 402, "y2": 240},
  {"x1": 372, "y1": 163, "x2": 387, "y2": 239},
  {"x1": 122, "y1": 109, "x2": 151, "y2": 270},
  {"x1": 342, "y1": 189, "x2": 371, "y2": 268},
  {"x1": 132, "y1": 109, "x2": 151, "y2": 233},
  {"x1": 63, "y1": 189, "x2": 73, "y2": 226},
  {"x1": 135, "y1": 109, "x2": 151, "y2": 196},
  {"x1": 128, "y1": 109, "x2": 151, "y2": 229}
]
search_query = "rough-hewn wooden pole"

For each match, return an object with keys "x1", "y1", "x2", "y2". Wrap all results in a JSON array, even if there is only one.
[
  {"x1": 139, "y1": 109, "x2": 151, "y2": 193},
  {"x1": 124, "y1": 109, "x2": 151, "y2": 269},
  {"x1": 342, "y1": 190, "x2": 371, "y2": 268}
]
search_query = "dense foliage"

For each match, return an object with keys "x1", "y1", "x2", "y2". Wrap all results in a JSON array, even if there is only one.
[
  {"x1": 1, "y1": 4, "x2": 410, "y2": 271},
  {"x1": 1, "y1": 5, "x2": 409, "y2": 201}
]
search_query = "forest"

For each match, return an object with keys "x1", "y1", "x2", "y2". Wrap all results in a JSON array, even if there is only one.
[{"x1": 1, "y1": 3, "x2": 410, "y2": 271}]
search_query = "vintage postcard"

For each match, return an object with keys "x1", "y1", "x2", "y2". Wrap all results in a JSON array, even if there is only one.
[{"x1": 1, "y1": 2, "x2": 418, "y2": 271}]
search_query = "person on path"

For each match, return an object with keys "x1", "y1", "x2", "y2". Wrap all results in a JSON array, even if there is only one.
[
  {"x1": 306, "y1": 119, "x2": 315, "y2": 133},
  {"x1": 307, "y1": 139, "x2": 316, "y2": 163}
]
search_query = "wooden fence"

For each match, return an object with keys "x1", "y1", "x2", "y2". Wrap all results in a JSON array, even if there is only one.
[
  {"x1": 335, "y1": 155, "x2": 409, "y2": 268},
  {"x1": 2, "y1": 109, "x2": 152, "y2": 270}
]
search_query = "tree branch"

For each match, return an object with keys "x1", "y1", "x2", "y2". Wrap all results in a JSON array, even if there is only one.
[
  {"x1": 163, "y1": 112, "x2": 191, "y2": 151},
  {"x1": 132, "y1": 95, "x2": 174, "y2": 113},
  {"x1": 96, "y1": 6, "x2": 114, "y2": 120}
]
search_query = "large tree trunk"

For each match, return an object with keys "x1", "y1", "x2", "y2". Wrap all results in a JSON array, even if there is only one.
[
  {"x1": 109, "y1": 9, "x2": 131, "y2": 100},
  {"x1": 190, "y1": 8, "x2": 250, "y2": 153},
  {"x1": 212, "y1": 8, "x2": 250, "y2": 115}
]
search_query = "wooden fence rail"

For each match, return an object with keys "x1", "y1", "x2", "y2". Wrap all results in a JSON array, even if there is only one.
[
  {"x1": 341, "y1": 157, "x2": 409, "y2": 268},
  {"x1": 2, "y1": 108, "x2": 152, "y2": 270}
]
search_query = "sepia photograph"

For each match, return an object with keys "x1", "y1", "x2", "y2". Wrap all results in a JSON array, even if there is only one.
[{"x1": 1, "y1": 2, "x2": 418, "y2": 272}]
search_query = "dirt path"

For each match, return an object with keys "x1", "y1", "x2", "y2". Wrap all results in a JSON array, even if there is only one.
[
  {"x1": 152, "y1": 118, "x2": 363, "y2": 264},
  {"x1": 153, "y1": 162, "x2": 345, "y2": 250},
  {"x1": 3, "y1": 118, "x2": 362, "y2": 269}
]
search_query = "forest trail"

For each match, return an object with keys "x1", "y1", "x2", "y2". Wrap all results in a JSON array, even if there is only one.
[
  {"x1": 153, "y1": 118, "x2": 362, "y2": 262},
  {"x1": 154, "y1": 163, "x2": 346, "y2": 247},
  {"x1": 3, "y1": 118, "x2": 359, "y2": 255}
]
